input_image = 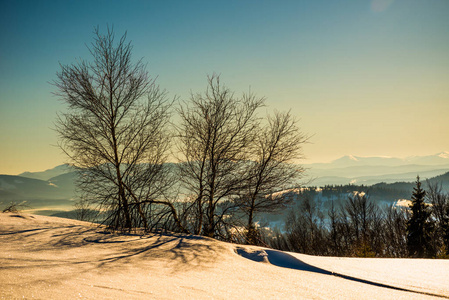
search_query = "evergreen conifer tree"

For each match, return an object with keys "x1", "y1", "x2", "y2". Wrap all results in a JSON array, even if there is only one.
[{"x1": 406, "y1": 176, "x2": 434, "y2": 257}]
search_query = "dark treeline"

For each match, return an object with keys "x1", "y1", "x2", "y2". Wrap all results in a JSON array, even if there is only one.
[
  {"x1": 266, "y1": 178, "x2": 449, "y2": 259},
  {"x1": 318, "y1": 183, "x2": 412, "y2": 202}
]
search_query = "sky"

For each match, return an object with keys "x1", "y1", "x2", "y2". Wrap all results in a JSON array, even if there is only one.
[{"x1": 1, "y1": 0, "x2": 448, "y2": 174}]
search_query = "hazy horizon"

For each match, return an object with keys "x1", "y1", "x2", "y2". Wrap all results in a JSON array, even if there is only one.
[
  {"x1": 1, "y1": 0, "x2": 448, "y2": 174},
  {"x1": 2, "y1": 150, "x2": 448, "y2": 176}
]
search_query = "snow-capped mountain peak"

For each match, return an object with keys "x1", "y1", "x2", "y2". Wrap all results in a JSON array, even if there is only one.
[
  {"x1": 348, "y1": 155, "x2": 358, "y2": 161},
  {"x1": 437, "y1": 151, "x2": 449, "y2": 159}
]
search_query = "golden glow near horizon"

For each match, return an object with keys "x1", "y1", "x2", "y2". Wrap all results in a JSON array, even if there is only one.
[{"x1": 1, "y1": 0, "x2": 448, "y2": 174}]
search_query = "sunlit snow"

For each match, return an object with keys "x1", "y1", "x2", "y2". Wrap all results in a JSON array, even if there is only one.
[{"x1": 1, "y1": 213, "x2": 448, "y2": 299}]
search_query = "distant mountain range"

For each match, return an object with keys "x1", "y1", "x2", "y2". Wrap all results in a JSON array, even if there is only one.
[
  {"x1": 1, "y1": 152, "x2": 449, "y2": 216},
  {"x1": 306, "y1": 151, "x2": 449, "y2": 168},
  {"x1": 0, "y1": 168, "x2": 77, "y2": 214},
  {"x1": 18, "y1": 164, "x2": 73, "y2": 181},
  {"x1": 303, "y1": 152, "x2": 449, "y2": 186}
]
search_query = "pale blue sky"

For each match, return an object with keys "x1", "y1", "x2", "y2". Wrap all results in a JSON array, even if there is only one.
[{"x1": 1, "y1": 0, "x2": 448, "y2": 174}]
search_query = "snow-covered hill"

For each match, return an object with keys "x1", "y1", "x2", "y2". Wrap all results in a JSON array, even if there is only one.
[{"x1": 1, "y1": 213, "x2": 448, "y2": 299}]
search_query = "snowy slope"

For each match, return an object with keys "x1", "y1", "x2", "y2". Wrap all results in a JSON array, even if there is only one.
[{"x1": 1, "y1": 213, "x2": 448, "y2": 299}]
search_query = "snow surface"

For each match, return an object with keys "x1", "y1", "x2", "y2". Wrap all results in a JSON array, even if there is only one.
[
  {"x1": 1, "y1": 213, "x2": 448, "y2": 299},
  {"x1": 395, "y1": 199, "x2": 413, "y2": 208},
  {"x1": 348, "y1": 155, "x2": 359, "y2": 161}
]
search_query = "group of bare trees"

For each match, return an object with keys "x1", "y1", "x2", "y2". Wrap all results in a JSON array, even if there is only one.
[
  {"x1": 175, "y1": 76, "x2": 306, "y2": 242},
  {"x1": 272, "y1": 192, "x2": 386, "y2": 257},
  {"x1": 269, "y1": 180, "x2": 449, "y2": 258},
  {"x1": 54, "y1": 28, "x2": 306, "y2": 242},
  {"x1": 53, "y1": 28, "x2": 449, "y2": 256},
  {"x1": 425, "y1": 181, "x2": 449, "y2": 257}
]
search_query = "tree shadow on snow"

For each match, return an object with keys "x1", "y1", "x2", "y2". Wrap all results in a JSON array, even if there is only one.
[
  {"x1": 1, "y1": 220, "x2": 223, "y2": 276},
  {"x1": 235, "y1": 247, "x2": 329, "y2": 274},
  {"x1": 235, "y1": 247, "x2": 448, "y2": 299},
  {"x1": 96, "y1": 233, "x2": 223, "y2": 273},
  {"x1": 264, "y1": 250, "x2": 331, "y2": 274}
]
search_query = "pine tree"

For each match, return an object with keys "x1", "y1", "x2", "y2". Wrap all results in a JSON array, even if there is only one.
[{"x1": 406, "y1": 176, "x2": 434, "y2": 257}]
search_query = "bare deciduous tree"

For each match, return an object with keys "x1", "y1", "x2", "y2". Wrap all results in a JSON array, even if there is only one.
[
  {"x1": 427, "y1": 181, "x2": 448, "y2": 226},
  {"x1": 54, "y1": 27, "x2": 184, "y2": 232},
  {"x1": 427, "y1": 181, "x2": 449, "y2": 256},
  {"x1": 1, "y1": 201, "x2": 29, "y2": 213},
  {"x1": 284, "y1": 195, "x2": 327, "y2": 255},
  {"x1": 343, "y1": 193, "x2": 378, "y2": 256},
  {"x1": 383, "y1": 204, "x2": 408, "y2": 257},
  {"x1": 239, "y1": 111, "x2": 307, "y2": 244},
  {"x1": 176, "y1": 75, "x2": 264, "y2": 238},
  {"x1": 176, "y1": 75, "x2": 307, "y2": 242}
]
